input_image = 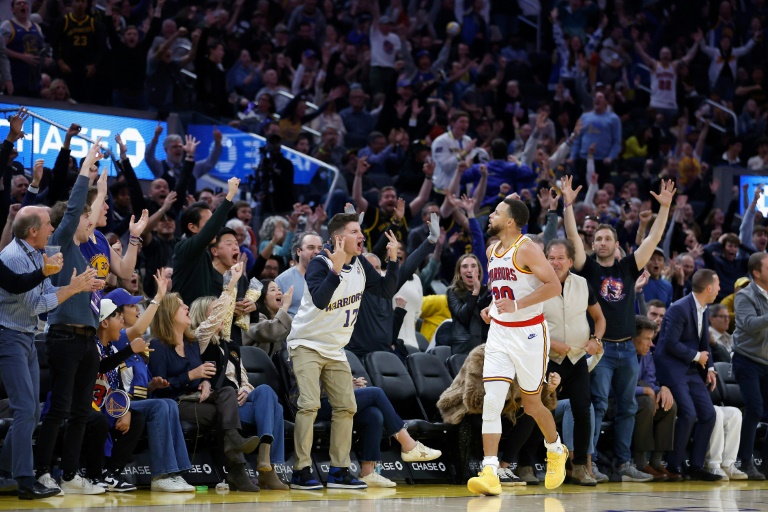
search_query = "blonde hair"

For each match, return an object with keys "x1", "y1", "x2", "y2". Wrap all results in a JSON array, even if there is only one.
[
  {"x1": 189, "y1": 296, "x2": 220, "y2": 345},
  {"x1": 151, "y1": 293, "x2": 193, "y2": 346}
]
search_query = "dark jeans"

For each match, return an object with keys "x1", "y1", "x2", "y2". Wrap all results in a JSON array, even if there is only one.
[
  {"x1": 733, "y1": 352, "x2": 768, "y2": 466},
  {"x1": 36, "y1": 328, "x2": 100, "y2": 474},
  {"x1": 318, "y1": 387, "x2": 405, "y2": 462},
  {"x1": 548, "y1": 356, "x2": 592, "y2": 465},
  {"x1": 0, "y1": 329, "x2": 39, "y2": 480},
  {"x1": 82, "y1": 410, "x2": 146, "y2": 479}
]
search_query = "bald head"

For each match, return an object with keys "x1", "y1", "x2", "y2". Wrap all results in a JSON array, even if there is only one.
[{"x1": 13, "y1": 206, "x2": 53, "y2": 248}]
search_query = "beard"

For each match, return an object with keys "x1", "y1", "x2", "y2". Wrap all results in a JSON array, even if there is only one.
[{"x1": 487, "y1": 223, "x2": 501, "y2": 236}]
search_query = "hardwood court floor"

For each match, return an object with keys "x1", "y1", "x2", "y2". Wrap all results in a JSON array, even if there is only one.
[{"x1": 1, "y1": 481, "x2": 768, "y2": 512}]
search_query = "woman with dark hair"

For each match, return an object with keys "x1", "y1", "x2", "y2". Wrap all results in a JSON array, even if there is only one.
[
  {"x1": 190, "y1": 265, "x2": 289, "y2": 491},
  {"x1": 243, "y1": 279, "x2": 294, "y2": 356},
  {"x1": 148, "y1": 279, "x2": 262, "y2": 492},
  {"x1": 447, "y1": 254, "x2": 492, "y2": 355}
]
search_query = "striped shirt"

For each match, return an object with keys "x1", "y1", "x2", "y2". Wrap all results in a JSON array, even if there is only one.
[{"x1": 0, "y1": 239, "x2": 59, "y2": 333}]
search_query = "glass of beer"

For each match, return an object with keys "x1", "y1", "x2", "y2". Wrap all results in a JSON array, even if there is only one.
[{"x1": 44, "y1": 246, "x2": 61, "y2": 274}]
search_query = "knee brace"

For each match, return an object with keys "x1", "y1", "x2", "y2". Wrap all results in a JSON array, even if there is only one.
[{"x1": 482, "y1": 381, "x2": 509, "y2": 434}]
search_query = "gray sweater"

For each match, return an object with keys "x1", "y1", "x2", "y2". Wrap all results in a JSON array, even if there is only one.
[
  {"x1": 733, "y1": 282, "x2": 768, "y2": 366},
  {"x1": 48, "y1": 175, "x2": 98, "y2": 328}
]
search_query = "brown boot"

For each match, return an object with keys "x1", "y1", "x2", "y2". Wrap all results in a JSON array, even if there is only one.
[
  {"x1": 224, "y1": 430, "x2": 261, "y2": 455},
  {"x1": 257, "y1": 443, "x2": 271, "y2": 471},
  {"x1": 258, "y1": 467, "x2": 289, "y2": 490},
  {"x1": 226, "y1": 463, "x2": 260, "y2": 492}
]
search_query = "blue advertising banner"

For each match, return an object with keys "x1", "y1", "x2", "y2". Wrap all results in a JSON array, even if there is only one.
[
  {"x1": 740, "y1": 175, "x2": 768, "y2": 216},
  {"x1": 186, "y1": 124, "x2": 327, "y2": 185},
  {"x1": 0, "y1": 102, "x2": 166, "y2": 180}
]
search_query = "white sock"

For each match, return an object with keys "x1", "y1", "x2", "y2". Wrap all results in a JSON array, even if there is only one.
[
  {"x1": 544, "y1": 434, "x2": 563, "y2": 453},
  {"x1": 482, "y1": 456, "x2": 499, "y2": 472}
]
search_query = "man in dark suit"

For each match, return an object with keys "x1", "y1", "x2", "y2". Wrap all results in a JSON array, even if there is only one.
[{"x1": 654, "y1": 269, "x2": 721, "y2": 481}]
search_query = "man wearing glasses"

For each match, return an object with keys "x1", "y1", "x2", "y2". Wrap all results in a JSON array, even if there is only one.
[{"x1": 707, "y1": 304, "x2": 732, "y2": 363}]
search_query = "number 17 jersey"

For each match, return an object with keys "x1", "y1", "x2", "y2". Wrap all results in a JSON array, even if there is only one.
[{"x1": 487, "y1": 235, "x2": 543, "y2": 323}]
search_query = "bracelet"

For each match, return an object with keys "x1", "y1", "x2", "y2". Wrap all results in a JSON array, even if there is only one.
[
  {"x1": 424, "y1": 176, "x2": 432, "y2": 180},
  {"x1": 130, "y1": 235, "x2": 142, "y2": 242},
  {"x1": 564, "y1": 201, "x2": 574, "y2": 208},
  {"x1": 513, "y1": 300, "x2": 518, "y2": 312},
  {"x1": 150, "y1": 300, "x2": 160, "y2": 307}
]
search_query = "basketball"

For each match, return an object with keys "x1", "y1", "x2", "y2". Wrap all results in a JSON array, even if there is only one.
[{"x1": 447, "y1": 22, "x2": 461, "y2": 37}]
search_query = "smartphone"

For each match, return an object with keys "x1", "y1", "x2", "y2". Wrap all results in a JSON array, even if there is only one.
[
  {"x1": 550, "y1": 188, "x2": 558, "y2": 199},
  {"x1": 623, "y1": 200, "x2": 631, "y2": 213}
]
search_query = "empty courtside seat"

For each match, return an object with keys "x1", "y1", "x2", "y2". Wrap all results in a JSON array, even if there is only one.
[
  {"x1": 406, "y1": 353, "x2": 453, "y2": 423},
  {"x1": 427, "y1": 345, "x2": 451, "y2": 363}
]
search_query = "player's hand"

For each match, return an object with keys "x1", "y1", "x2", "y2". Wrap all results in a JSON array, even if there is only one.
[
  {"x1": 480, "y1": 306, "x2": 491, "y2": 324},
  {"x1": 494, "y1": 297, "x2": 516, "y2": 314},
  {"x1": 698, "y1": 350, "x2": 709, "y2": 368}
]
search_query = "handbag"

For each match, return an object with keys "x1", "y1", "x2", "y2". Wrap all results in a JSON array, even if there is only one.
[{"x1": 177, "y1": 391, "x2": 202, "y2": 402}]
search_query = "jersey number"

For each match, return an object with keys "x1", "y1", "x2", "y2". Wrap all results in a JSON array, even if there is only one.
[
  {"x1": 491, "y1": 286, "x2": 516, "y2": 301},
  {"x1": 73, "y1": 35, "x2": 88, "y2": 46},
  {"x1": 343, "y1": 308, "x2": 359, "y2": 327},
  {"x1": 657, "y1": 79, "x2": 672, "y2": 91}
]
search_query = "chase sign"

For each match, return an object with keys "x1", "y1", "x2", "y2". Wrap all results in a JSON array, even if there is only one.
[{"x1": 0, "y1": 102, "x2": 166, "y2": 181}]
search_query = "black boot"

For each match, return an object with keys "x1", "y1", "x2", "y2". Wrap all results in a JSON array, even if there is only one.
[
  {"x1": 223, "y1": 430, "x2": 260, "y2": 455},
  {"x1": 226, "y1": 463, "x2": 260, "y2": 492}
]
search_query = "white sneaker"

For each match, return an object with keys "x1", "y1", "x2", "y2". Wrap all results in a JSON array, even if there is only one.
[
  {"x1": 401, "y1": 441, "x2": 442, "y2": 462},
  {"x1": 170, "y1": 475, "x2": 195, "y2": 491},
  {"x1": 722, "y1": 463, "x2": 748, "y2": 480},
  {"x1": 358, "y1": 472, "x2": 396, "y2": 488},
  {"x1": 708, "y1": 465, "x2": 728, "y2": 481},
  {"x1": 37, "y1": 472, "x2": 64, "y2": 496},
  {"x1": 151, "y1": 475, "x2": 196, "y2": 492},
  {"x1": 60, "y1": 474, "x2": 106, "y2": 495}
]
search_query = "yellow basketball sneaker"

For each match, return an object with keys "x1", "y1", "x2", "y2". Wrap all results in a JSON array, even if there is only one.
[
  {"x1": 545, "y1": 445, "x2": 569, "y2": 489},
  {"x1": 467, "y1": 466, "x2": 502, "y2": 496}
]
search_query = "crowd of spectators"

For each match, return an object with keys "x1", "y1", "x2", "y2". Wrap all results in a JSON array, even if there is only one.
[{"x1": 0, "y1": 0, "x2": 767, "y2": 499}]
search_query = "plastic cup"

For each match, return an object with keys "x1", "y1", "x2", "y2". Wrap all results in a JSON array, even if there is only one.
[{"x1": 43, "y1": 246, "x2": 61, "y2": 274}]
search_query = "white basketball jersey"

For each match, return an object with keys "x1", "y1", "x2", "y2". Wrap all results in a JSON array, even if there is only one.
[
  {"x1": 287, "y1": 255, "x2": 367, "y2": 360},
  {"x1": 650, "y1": 62, "x2": 677, "y2": 110},
  {"x1": 487, "y1": 235, "x2": 543, "y2": 322}
]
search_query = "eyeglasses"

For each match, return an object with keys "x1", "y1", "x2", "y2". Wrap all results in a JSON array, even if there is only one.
[{"x1": 710, "y1": 314, "x2": 729, "y2": 319}]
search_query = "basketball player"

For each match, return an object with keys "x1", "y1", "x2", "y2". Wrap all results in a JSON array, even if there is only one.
[
  {"x1": 467, "y1": 197, "x2": 565, "y2": 495},
  {"x1": 632, "y1": 27, "x2": 702, "y2": 124},
  {"x1": 287, "y1": 213, "x2": 399, "y2": 490}
]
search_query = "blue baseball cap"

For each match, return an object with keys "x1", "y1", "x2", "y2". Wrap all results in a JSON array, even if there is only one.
[{"x1": 104, "y1": 288, "x2": 143, "y2": 307}]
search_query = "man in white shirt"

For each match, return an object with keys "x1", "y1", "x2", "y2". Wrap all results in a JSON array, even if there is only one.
[
  {"x1": 369, "y1": 8, "x2": 400, "y2": 97},
  {"x1": 431, "y1": 111, "x2": 475, "y2": 194}
]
